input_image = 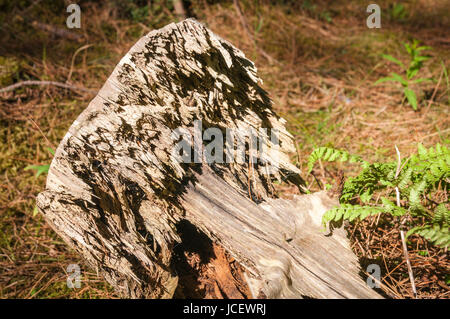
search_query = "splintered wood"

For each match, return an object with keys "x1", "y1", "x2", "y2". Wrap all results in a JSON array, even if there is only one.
[{"x1": 37, "y1": 19, "x2": 382, "y2": 299}]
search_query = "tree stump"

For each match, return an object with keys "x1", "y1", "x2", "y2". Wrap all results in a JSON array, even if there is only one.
[{"x1": 37, "y1": 19, "x2": 382, "y2": 299}]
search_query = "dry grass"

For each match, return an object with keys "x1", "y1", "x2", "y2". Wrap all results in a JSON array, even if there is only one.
[{"x1": 0, "y1": 0, "x2": 449, "y2": 298}]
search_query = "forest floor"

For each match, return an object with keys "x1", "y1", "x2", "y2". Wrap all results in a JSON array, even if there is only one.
[{"x1": 0, "y1": 0, "x2": 449, "y2": 298}]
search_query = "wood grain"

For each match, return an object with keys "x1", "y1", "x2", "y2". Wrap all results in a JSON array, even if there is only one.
[{"x1": 37, "y1": 19, "x2": 382, "y2": 299}]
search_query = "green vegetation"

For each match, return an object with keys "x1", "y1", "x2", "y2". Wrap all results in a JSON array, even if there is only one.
[
  {"x1": 308, "y1": 144, "x2": 450, "y2": 249},
  {"x1": 24, "y1": 147, "x2": 54, "y2": 217},
  {"x1": 389, "y1": 3, "x2": 408, "y2": 21},
  {"x1": 375, "y1": 40, "x2": 433, "y2": 110},
  {"x1": 1, "y1": 0, "x2": 449, "y2": 299},
  {"x1": 24, "y1": 147, "x2": 54, "y2": 178},
  {"x1": 0, "y1": 56, "x2": 23, "y2": 86}
]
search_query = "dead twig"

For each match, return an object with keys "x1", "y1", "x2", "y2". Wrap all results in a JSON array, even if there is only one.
[
  {"x1": 27, "y1": 117, "x2": 56, "y2": 151},
  {"x1": 424, "y1": 68, "x2": 443, "y2": 115},
  {"x1": 67, "y1": 44, "x2": 94, "y2": 83},
  {"x1": 0, "y1": 80, "x2": 97, "y2": 94},
  {"x1": 395, "y1": 145, "x2": 417, "y2": 299},
  {"x1": 31, "y1": 21, "x2": 83, "y2": 42}
]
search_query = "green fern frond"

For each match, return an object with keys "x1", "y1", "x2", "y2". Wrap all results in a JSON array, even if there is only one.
[
  {"x1": 408, "y1": 179, "x2": 426, "y2": 206},
  {"x1": 380, "y1": 197, "x2": 407, "y2": 216},
  {"x1": 407, "y1": 225, "x2": 450, "y2": 249},
  {"x1": 432, "y1": 204, "x2": 449, "y2": 225},
  {"x1": 311, "y1": 142, "x2": 449, "y2": 250},
  {"x1": 307, "y1": 147, "x2": 365, "y2": 173},
  {"x1": 397, "y1": 166, "x2": 413, "y2": 190},
  {"x1": 322, "y1": 204, "x2": 385, "y2": 227}
]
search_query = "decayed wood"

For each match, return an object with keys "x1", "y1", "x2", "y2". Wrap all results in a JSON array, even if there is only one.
[{"x1": 37, "y1": 19, "x2": 382, "y2": 299}]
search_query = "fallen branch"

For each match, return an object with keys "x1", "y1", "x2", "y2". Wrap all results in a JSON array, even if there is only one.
[{"x1": 31, "y1": 21, "x2": 84, "y2": 42}]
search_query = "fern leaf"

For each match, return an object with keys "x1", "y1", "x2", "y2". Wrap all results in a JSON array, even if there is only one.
[
  {"x1": 433, "y1": 204, "x2": 449, "y2": 225},
  {"x1": 322, "y1": 204, "x2": 384, "y2": 226},
  {"x1": 407, "y1": 225, "x2": 450, "y2": 249},
  {"x1": 409, "y1": 179, "x2": 427, "y2": 211},
  {"x1": 397, "y1": 166, "x2": 413, "y2": 190},
  {"x1": 307, "y1": 147, "x2": 365, "y2": 173}
]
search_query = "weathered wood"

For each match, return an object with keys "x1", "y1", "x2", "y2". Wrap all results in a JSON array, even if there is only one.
[{"x1": 37, "y1": 19, "x2": 382, "y2": 299}]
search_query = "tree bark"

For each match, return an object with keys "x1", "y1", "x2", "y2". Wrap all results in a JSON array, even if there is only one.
[{"x1": 37, "y1": 19, "x2": 382, "y2": 299}]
